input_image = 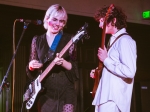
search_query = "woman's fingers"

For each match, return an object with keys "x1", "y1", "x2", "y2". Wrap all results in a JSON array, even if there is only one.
[{"x1": 29, "y1": 60, "x2": 43, "y2": 69}]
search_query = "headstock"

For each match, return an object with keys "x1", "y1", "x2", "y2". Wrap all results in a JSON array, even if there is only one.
[
  {"x1": 72, "y1": 22, "x2": 89, "y2": 44},
  {"x1": 105, "y1": 4, "x2": 115, "y2": 21}
]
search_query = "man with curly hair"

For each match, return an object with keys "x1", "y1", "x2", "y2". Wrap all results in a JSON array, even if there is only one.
[{"x1": 90, "y1": 4, "x2": 137, "y2": 112}]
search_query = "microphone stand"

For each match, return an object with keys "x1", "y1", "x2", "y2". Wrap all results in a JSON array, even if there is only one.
[
  {"x1": 0, "y1": 22, "x2": 29, "y2": 112},
  {"x1": 5, "y1": 81, "x2": 10, "y2": 112}
]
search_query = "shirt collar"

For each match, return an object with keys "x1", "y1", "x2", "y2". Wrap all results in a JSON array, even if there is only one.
[
  {"x1": 112, "y1": 28, "x2": 126, "y2": 38},
  {"x1": 110, "y1": 28, "x2": 126, "y2": 44}
]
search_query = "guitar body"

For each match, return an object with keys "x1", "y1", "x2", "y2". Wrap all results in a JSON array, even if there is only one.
[
  {"x1": 92, "y1": 62, "x2": 103, "y2": 97},
  {"x1": 25, "y1": 75, "x2": 42, "y2": 109}
]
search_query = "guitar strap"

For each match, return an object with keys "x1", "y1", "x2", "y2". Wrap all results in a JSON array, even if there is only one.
[
  {"x1": 107, "y1": 33, "x2": 128, "y2": 51},
  {"x1": 50, "y1": 31, "x2": 63, "y2": 51},
  {"x1": 44, "y1": 31, "x2": 63, "y2": 63}
]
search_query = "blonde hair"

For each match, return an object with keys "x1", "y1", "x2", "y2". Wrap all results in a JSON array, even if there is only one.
[{"x1": 43, "y1": 4, "x2": 68, "y2": 30}]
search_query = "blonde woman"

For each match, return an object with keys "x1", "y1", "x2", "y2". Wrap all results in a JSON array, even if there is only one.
[{"x1": 26, "y1": 4, "x2": 79, "y2": 112}]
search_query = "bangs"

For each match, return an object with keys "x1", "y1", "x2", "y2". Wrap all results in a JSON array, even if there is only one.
[{"x1": 51, "y1": 10, "x2": 67, "y2": 21}]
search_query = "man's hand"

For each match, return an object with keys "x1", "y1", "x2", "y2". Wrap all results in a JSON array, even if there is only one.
[
  {"x1": 90, "y1": 69, "x2": 95, "y2": 78},
  {"x1": 97, "y1": 46, "x2": 108, "y2": 62}
]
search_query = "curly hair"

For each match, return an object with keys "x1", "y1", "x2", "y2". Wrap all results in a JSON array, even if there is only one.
[{"x1": 94, "y1": 5, "x2": 127, "y2": 29}]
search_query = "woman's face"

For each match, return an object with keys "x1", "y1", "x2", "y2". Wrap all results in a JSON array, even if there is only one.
[{"x1": 47, "y1": 14, "x2": 66, "y2": 34}]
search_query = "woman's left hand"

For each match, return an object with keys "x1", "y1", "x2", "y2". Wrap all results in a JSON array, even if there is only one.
[{"x1": 54, "y1": 53, "x2": 64, "y2": 65}]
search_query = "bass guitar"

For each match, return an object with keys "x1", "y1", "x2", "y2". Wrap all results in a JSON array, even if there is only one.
[
  {"x1": 24, "y1": 23, "x2": 88, "y2": 109},
  {"x1": 92, "y1": 4, "x2": 114, "y2": 97}
]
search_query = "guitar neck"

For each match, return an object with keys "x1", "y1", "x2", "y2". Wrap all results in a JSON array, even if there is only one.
[
  {"x1": 39, "y1": 39, "x2": 73, "y2": 82},
  {"x1": 97, "y1": 61, "x2": 103, "y2": 70},
  {"x1": 101, "y1": 21, "x2": 107, "y2": 49},
  {"x1": 97, "y1": 21, "x2": 107, "y2": 69},
  {"x1": 59, "y1": 39, "x2": 72, "y2": 58}
]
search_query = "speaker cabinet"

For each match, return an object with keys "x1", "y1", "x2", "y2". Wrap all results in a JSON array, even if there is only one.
[{"x1": 134, "y1": 81, "x2": 150, "y2": 112}]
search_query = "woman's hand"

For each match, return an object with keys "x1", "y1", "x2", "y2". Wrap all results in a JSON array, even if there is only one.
[
  {"x1": 54, "y1": 53, "x2": 72, "y2": 70},
  {"x1": 29, "y1": 60, "x2": 43, "y2": 71},
  {"x1": 54, "y1": 53, "x2": 64, "y2": 65}
]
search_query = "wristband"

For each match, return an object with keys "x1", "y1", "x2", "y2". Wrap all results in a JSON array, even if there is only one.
[{"x1": 29, "y1": 66, "x2": 34, "y2": 71}]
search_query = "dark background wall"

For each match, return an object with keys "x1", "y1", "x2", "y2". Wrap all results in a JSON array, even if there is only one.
[{"x1": 0, "y1": 4, "x2": 150, "y2": 112}]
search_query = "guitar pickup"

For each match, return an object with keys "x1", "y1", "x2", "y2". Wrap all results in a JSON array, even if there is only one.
[{"x1": 29, "y1": 100, "x2": 32, "y2": 104}]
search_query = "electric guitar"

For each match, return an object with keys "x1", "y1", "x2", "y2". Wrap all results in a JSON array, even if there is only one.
[
  {"x1": 92, "y1": 4, "x2": 114, "y2": 97},
  {"x1": 24, "y1": 23, "x2": 88, "y2": 110}
]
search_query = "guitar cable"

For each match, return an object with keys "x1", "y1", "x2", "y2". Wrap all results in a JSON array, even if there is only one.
[{"x1": 21, "y1": 101, "x2": 27, "y2": 112}]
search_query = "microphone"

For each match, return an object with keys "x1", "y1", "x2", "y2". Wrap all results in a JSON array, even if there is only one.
[{"x1": 16, "y1": 19, "x2": 42, "y2": 25}]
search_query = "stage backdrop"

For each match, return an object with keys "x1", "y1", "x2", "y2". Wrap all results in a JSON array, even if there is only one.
[{"x1": 0, "y1": 0, "x2": 150, "y2": 25}]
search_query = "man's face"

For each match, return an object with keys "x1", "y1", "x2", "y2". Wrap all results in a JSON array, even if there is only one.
[
  {"x1": 99, "y1": 18, "x2": 114, "y2": 34},
  {"x1": 99, "y1": 18, "x2": 104, "y2": 29}
]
